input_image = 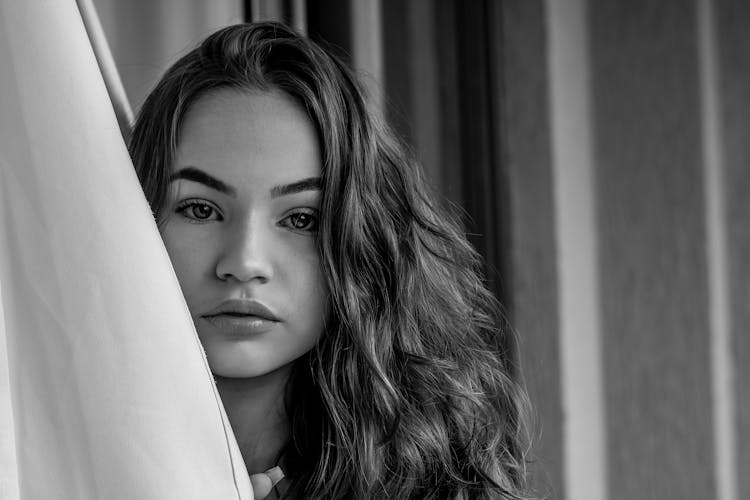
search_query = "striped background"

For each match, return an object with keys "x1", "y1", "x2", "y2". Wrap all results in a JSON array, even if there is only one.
[
  {"x1": 93, "y1": 1, "x2": 749, "y2": 498},
  {"x1": 510, "y1": 1, "x2": 747, "y2": 498}
]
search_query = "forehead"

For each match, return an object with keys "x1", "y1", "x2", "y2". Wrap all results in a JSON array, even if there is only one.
[{"x1": 174, "y1": 89, "x2": 322, "y2": 188}]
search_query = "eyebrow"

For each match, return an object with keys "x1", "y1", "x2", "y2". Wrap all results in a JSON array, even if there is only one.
[
  {"x1": 169, "y1": 167, "x2": 235, "y2": 196},
  {"x1": 270, "y1": 177, "x2": 322, "y2": 197},
  {"x1": 169, "y1": 167, "x2": 321, "y2": 198}
]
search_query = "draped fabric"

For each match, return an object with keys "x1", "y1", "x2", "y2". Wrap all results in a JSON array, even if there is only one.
[{"x1": 0, "y1": 1, "x2": 252, "y2": 498}]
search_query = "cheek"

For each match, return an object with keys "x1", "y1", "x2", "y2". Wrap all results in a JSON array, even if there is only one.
[
  {"x1": 286, "y1": 249, "x2": 328, "y2": 334},
  {"x1": 160, "y1": 226, "x2": 212, "y2": 299}
]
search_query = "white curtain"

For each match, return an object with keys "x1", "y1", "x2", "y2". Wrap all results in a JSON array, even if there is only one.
[{"x1": 0, "y1": 1, "x2": 252, "y2": 498}]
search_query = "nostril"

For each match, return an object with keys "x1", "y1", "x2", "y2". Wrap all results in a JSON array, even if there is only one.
[
  {"x1": 215, "y1": 256, "x2": 273, "y2": 283},
  {"x1": 214, "y1": 228, "x2": 274, "y2": 283}
]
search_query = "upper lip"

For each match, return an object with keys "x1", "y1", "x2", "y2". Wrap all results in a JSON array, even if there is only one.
[{"x1": 202, "y1": 299, "x2": 280, "y2": 321}]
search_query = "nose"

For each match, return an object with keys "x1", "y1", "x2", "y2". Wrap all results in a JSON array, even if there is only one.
[{"x1": 214, "y1": 221, "x2": 274, "y2": 283}]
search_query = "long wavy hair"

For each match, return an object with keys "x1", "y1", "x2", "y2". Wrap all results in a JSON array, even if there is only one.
[{"x1": 129, "y1": 22, "x2": 531, "y2": 499}]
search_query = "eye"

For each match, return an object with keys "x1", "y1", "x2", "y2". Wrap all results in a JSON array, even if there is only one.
[
  {"x1": 281, "y1": 211, "x2": 319, "y2": 232},
  {"x1": 175, "y1": 199, "x2": 223, "y2": 222}
]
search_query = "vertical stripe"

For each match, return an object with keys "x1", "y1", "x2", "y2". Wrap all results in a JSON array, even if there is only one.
[
  {"x1": 289, "y1": 0, "x2": 307, "y2": 34},
  {"x1": 499, "y1": 0, "x2": 563, "y2": 495},
  {"x1": 545, "y1": 1, "x2": 606, "y2": 499},
  {"x1": 350, "y1": 0, "x2": 384, "y2": 113},
  {"x1": 698, "y1": 1, "x2": 738, "y2": 499},
  {"x1": 249, "y1": 0, "x2": 261, "y2": 21},
  {"x1": 590, "y1": 2, "x2": 714, "y2": 498}
]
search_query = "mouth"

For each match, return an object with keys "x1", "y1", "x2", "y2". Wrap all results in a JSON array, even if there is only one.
[
  {"x1": 201, "y1": 314, "x2": 277, "y2": 336},
  {"x1": 201, "y1": 299, "x2": 280, "y2": 336},
  {"x1": 203, "y1": 299, "x2": 280, "y2": 320}
]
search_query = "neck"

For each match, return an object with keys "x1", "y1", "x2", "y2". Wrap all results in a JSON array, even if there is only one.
[{"x1": 215, "y1": 365, "x2": 292, "y2": 475}]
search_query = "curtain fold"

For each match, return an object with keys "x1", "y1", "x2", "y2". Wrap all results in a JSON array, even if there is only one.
[{"x1": 0, "y1": 1, "x2": 252, "y2": 498}]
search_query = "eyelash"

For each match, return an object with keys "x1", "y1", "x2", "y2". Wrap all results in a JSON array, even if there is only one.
[
  {"x1": 175, "y1": 199, "x2": 223, "y2": 223},
  {"x1": 174, "y1": 200, "x2": 319, "y2": 233},
  {"x1": 279, "y1": 210, "x2": 319, "y2": 233}
]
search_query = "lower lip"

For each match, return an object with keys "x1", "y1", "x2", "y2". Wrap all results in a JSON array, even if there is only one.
[{"x1": 202, "y1": 314, "x2": 278, "y2": 336}]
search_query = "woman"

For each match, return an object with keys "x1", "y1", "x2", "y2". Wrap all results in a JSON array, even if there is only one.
[{"x1": 129, "y1": 22, "x2": 530, "y2": 499}]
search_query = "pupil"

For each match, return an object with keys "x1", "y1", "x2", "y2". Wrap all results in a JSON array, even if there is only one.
[
  {"x1": 294, "y1": 214, "x2": 308, "y2": 228},
  {"x1": 194, "y1": 205, "x2": 210, "y2": 218}
]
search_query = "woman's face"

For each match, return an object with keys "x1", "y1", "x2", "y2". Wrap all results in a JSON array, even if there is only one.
[{"x1": 160, "y1": 89, "x2": 327, "y2": 378}]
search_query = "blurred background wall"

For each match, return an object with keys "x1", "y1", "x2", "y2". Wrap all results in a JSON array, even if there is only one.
[{"x1": 91, "y1": 0, "x2": 749, "y2": 499}]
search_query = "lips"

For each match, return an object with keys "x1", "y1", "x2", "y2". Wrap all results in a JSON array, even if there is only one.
[
  {"x1": 201, "y1": 299, "x2": 280, "y2": 336},
  {"x1": 203, "y1": 299, "x2": 279, "y2": 320}
]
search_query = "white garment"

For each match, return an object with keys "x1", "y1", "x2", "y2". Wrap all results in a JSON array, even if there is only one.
[{"x1": 0, "y1": 1, "x2": 252, "y2": 498}]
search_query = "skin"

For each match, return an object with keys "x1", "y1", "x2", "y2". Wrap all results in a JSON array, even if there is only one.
[{"x1": 159, "y1": 88, "x2": 327, "y2": 495}]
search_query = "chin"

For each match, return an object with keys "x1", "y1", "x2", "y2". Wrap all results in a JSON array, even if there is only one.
[
  {"x1": 208, "y1": 359, "x2": 275, "y2": 379},
  {"x1": 205, "y1": 349, "x2": 293, "y2": 379}
]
